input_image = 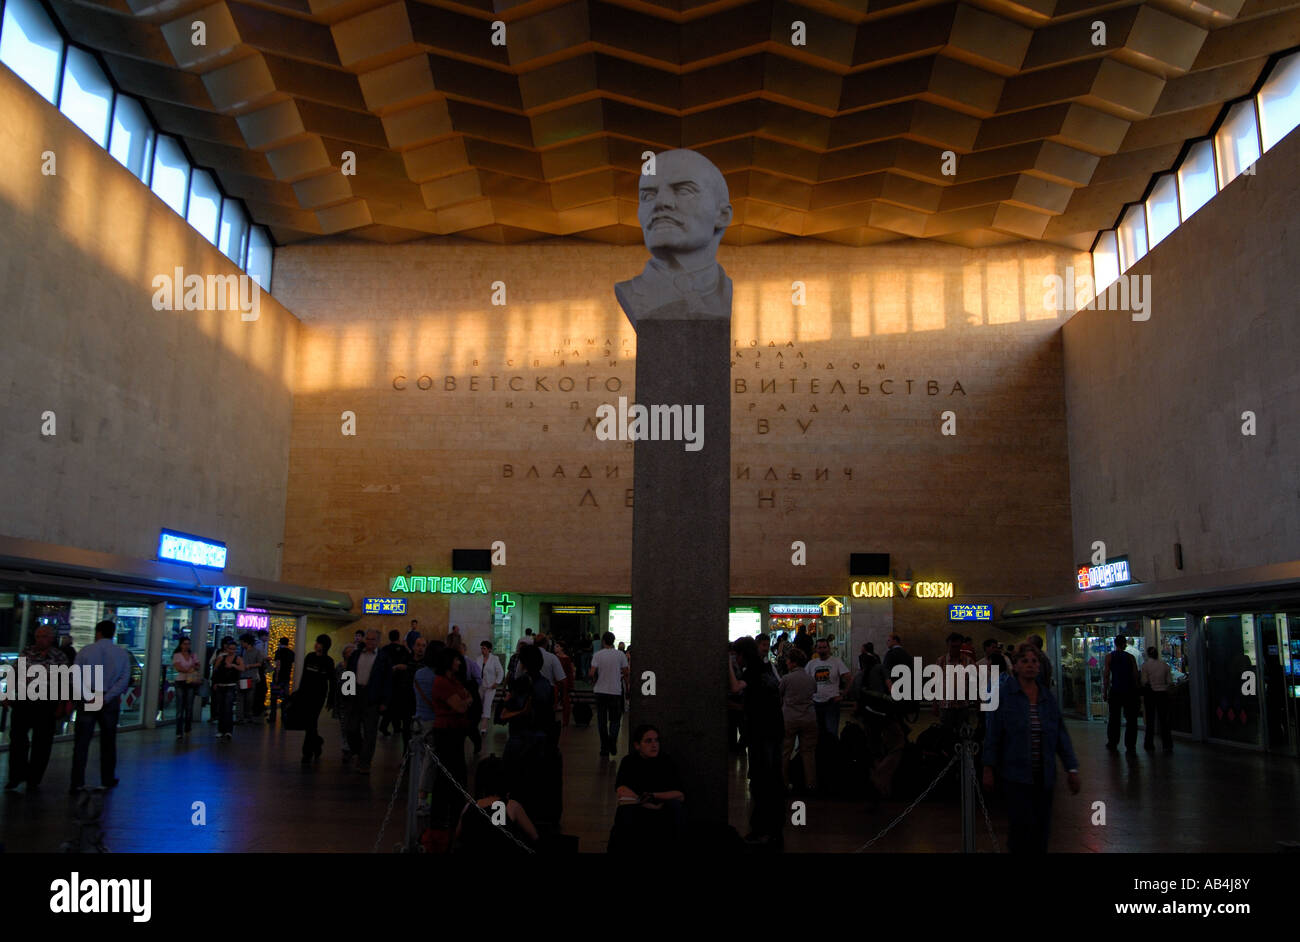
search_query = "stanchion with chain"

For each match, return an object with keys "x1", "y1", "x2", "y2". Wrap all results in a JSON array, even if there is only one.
[
  {"x1": 853, "y1": 752, "x2": 958, "y2": 853},
  {"x1": 371, "y1": 738, "x2": 536, "y2": 855},
  {"x1": 968, "y1": 745, "x2": 1001, "y2": 853}
]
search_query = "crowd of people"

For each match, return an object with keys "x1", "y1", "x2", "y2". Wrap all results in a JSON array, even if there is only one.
[{"x1": 2, "y1": 616, "x2": 1184, "y2": 854}]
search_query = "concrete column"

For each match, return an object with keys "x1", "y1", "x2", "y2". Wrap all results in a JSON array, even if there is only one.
[
  {"x1": 143, "y1": 601, "x2": 167, "y2": 728},
  {"x1": 292, "y1": 615, "x2": 309, "y2": 693},
  {"x1": 627, "y1": 317, "x2": 730, "y2": 826}
]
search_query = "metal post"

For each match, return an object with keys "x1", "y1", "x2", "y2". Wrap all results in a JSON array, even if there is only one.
[
  {"x1": 959, "y1": 727, "x2": 977, "y2": 853},
  {"x1": 403, "y1": 725, "x2": 425, "y2": 852}
]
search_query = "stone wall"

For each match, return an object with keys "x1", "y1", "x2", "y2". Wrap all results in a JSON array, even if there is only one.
[
  {"x1": 1062, "y1": 127, "x2": 1300, "y2": 582},
  {"x1": 277, "y1": 236, "x2": 1085, "y2": 657},
  {"x1": 0, "y1": 65, "x2": 298, "y2": 579}
]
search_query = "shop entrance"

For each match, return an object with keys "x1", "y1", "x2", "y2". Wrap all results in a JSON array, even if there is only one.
[
  {"x1": 1259, "y1": 613, "x2": 1297, "y2": 753},
  {"x1": 542, "y1": 603, "x2": 598, "y2": 655},
  {"x1": 1058, "y1": 620, "x2": 1143, "y2": 722}
]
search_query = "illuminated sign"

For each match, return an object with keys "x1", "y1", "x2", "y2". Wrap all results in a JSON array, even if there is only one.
[
  {"x1": 391, "y1": 576, "x2": 490, "y2": 594},
  {"x1": 1077, "y1": 558, "x2": 1132, "y2": 591},
  {"x1": 949, "y1": 604, "x2": 993, "y2": 622},
  {"x1": 770, "y1": 603, "x2": 822, "y2": 615},
  {"x1": 236, "y1": 611, "x2": 268, "y2": 630},
  {"x1": 915, "y1": 582, "x2": 953, "y2": 599},
  {"x1": 158, "y1": 529, "x2": 227, "y2": 570},
  {"x1": 212, "y1": 586, "x2": 247, "y2": 611},
  {"x1": 820, "y1": 597, "x2": 843, "y2": 617},
  {"x1": 553, "y1": 605, "x2": 597, "y2": 615},
  {"x1": 496, "y1": 594, "x2": 516, "y2": 614},
  {"x1": 852, "y1": 580, "x2": 894, "y2": 598},
  {"x1": 363, "y1": 598, "x2": 407, "y2": 615},
  {"x1": 851, "y1": 580, "x2": 953, "y2": 599},
  {"x1": 728, "y1": 607, "x2": 761, "y2": 641}
]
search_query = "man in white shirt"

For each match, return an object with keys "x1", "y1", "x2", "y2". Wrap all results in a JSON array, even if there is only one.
[
  {"x1": 1140, "y1": 646, "x2": 1175, "y2": 753},
  {"x1": 805, "y1": 638, "x2": 850, "y2": 741},
  {"x1": 589, "y1": 632, "x2": 629, "y2": 758}
]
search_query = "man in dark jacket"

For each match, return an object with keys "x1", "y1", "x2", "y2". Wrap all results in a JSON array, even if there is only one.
[
  {"x1": 344, "y1": 629, "x2": 394, "y2": 774},
  {"x1": 378, "y1": 630, "x2": 414, "y2": 748}
]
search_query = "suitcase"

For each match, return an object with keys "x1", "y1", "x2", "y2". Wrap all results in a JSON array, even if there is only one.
[{"x1": 572, "y1": 701, "x2": 593, "y2": 727}]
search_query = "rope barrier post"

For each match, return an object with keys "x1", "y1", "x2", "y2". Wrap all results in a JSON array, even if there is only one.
[
  {"x1": 958, "y1": 720, "x2": 977, "y2": 854},
  {"x1": 404, "y1": 726, "x2": 424, "y2": 851}
]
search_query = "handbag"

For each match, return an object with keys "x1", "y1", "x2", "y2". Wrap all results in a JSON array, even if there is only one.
[
  {"x1": 238, "y1": 678, "x2": 254, "y2": 690},
  {"x1": 282, "y1": 694, "x2": 306, "y2": 731}
]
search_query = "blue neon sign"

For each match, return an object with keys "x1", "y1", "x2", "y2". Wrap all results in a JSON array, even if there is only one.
[
  {"x1": 949, "y1": 604, "x2": 993, "y2": 622},
  {"x1": 363, "y1": 598, "x2": 408, "y2": 615},
  {"x1": 158, "y1": 529, "x2": 227, "y2": 570},
  {"x1": 212, "y1": 586, "x2": 248, "y2": 611}
]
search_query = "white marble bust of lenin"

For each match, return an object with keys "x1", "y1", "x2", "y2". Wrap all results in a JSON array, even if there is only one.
[{"x1": 615, "y1": 149, "x2": 733, "y2": 331}]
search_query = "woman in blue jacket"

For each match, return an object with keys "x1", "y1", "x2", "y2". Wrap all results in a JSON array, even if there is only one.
[{"x1": 982, "y1": 643, "x2": 1081, "y2": 853}]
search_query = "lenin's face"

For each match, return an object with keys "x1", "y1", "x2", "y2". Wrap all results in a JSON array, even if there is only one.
[{"x1": 638, "y1": 152, "x2": 729, "y2": 257}]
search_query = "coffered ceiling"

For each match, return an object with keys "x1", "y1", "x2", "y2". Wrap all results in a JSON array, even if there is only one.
[{"x1": 45, "y1": 0, "x2": 1300, "y2": 247}]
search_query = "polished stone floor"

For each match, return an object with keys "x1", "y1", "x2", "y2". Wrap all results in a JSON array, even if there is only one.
[{"x1": 1, "y1": 708, "x2": 1297, "y2": 853}]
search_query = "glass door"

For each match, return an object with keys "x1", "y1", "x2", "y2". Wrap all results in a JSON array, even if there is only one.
[
  {"x1": 1203, "y1": 614, "x2": 1261, "y2": 745},
  {"x1": 1259, "y1": 613, "x2": 1297, "y2": 753},
  {"x1": 1155, "y1": 617, "x2": 1192, "y2": 734}
]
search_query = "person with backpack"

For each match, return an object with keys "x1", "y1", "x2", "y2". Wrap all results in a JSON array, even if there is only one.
[{"x1": 1104, "y1": 635, "x2": 1141, "y2": 754}]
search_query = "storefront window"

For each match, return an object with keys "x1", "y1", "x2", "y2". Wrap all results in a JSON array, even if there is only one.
[
  {"x1": 109, "y1": 605, "x2": 150, "y2": 727},
  {"x1": 1203, "y1": 614, "x2": 1260, "y2": 745},
  {"x1": 1058, "y1": 620, "x2": 1142, "y2": 721}
]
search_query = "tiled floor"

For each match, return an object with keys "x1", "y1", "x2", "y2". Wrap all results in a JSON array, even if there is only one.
[{"x1": 1, "y1": 711, "x2": 1297, "y2": 852}]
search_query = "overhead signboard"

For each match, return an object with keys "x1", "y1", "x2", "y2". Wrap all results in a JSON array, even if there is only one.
[
  {"x1": 850, "y1": 580, "x2": 954, "y2": 599},
  {"x1": 391, "y1": 575, "x2": 490, "y2": 594},
  {"x1": 363, "y1": 598, "x2": 407, "y2": 615},
  {"x1": 770, "y1": 603, "x2": 822, "y2": 615},
  {"x1": 158, "y1": 529, "x2": 227, "y2": 570},
  {"x1": 949, "y1": 604, "x2": 993, "y2": 622},
  {"x1": 1076, "y1": 557, "x2": 1132, "y2": 591},
  {"x1": 236, "y1": 611, "x2": 269, "y2": 630},
  {"x1": 212, "y1": 586, "x2": 247, "y2": 611}
]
